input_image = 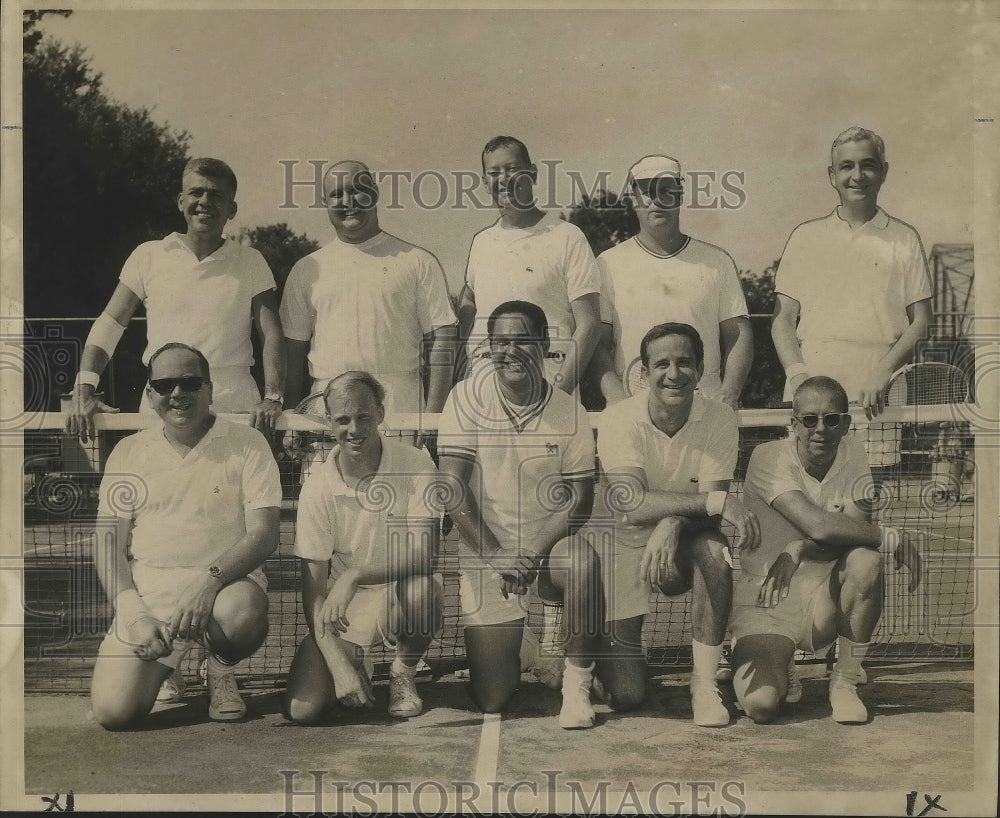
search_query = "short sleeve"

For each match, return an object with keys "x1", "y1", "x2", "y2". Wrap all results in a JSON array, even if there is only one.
[
  {"x1": 436, "y1": 388, "x2": 478, "y2": 459},
  {"x1": 278, "y1": 259, "x2": 315, "y2": 342},
  {"x1": 597, "y1": 253, "x2": 615, "y2": 325},
  {"x1": 293, "y1": 468, "x2": 336, "y2": 561},
  {"x1": 240, "y1": 430, "x2": 282, "y2": 510},
  {"x1": 98, "y1": 436, "x2": 140, "y2": 520},
  {"x1": 745, "y1": 441, "x2": 802, "y2": 506},
  {"x1": 697, "y1": 403, "x2": 739, "y2": 483},
  {"x1": 243, "y1": 246, "x2": 278, "y2": 298},
  {"x1": 597, "y1": 401, "x2": 646, "y2": 473},
  {"x1": 118, "y1": 243, "x2": 151, "y2": 301},
  {"x1": 773, "y1": 223, "x2": 811, "y2": 303},
  {"x1": 718, "y1": 254, "x2": 749, "y2": 322},
  {"x1": 902, "y1": 227, "x2": 933, "y2": 306},
  {"x1": 561, "y1": 402, "x2": 595, "y2": 480},
  {"x1": 415, "y1": 251, "x2": 457, "y2": 333},
  {"x1": 463, "y1": 232, "x2": 485, "y2": 297},
  {"x1": 562, "y1": 224, "x2": 601, "y2": 304}
]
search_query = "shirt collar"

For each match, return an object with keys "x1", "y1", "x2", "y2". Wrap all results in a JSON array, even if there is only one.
[
  {"x1": 164, "y1": 232, "x2": 235, "y2": 261},
  {"x1": 635, "y1": 392, "x2": 706, "y2": 432},
  {"x1": 326, "y1": 438, "x2": 394, "y2": 496},
  {"x1": 787, "y1": 434, "x2": 848, "y2": 486},
  {"x1": 832, "y1": 206, "x2": 890, "y2": 231}
]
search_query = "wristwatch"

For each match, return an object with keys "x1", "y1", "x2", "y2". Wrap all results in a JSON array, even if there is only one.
[
  {"x1": 263, "y1": 392, "x2": 284, "y2": 404},
  {"x1": 208, "y1": 564, "x2": 226, "y2": 584}
]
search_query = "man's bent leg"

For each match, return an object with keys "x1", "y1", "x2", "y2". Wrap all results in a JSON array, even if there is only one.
[
  {"x1": 464, "y1": 620, "x2": 524, "y2": 713},
  {"x1": 91, "y1": 633, "x2": 174, "y2": 730},
  {"x1": 389, "y1": 575, "x2": 444, "y2": 718},
  {"x1": 594, "y1": 616, "x2": 647, "y2": 712},
  {"x1": 284, "y1": 634, "x2": 339, "y2": 724},
  {"x1": 731, "y1": 634, "x2": 796, "y2": 724}
]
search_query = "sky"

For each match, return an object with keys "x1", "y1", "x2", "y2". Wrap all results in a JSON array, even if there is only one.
[{"x1": 37, "y1": 6, "x2": 980, "y2": 294}]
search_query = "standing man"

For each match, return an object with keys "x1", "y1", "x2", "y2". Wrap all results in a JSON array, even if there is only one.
[
  {"x1": 65, "y1": 158, "x2": 286, "y2": 439},
  {"x1": 457, "y1": 136, "x2": 601, "y2": 394},
  {"x1": 732, "y1": 376, "x2": 921, "y2": 724},
  {"x1": 596, "y1": 322, "x2": 759, "y2": 726},
  {"x1": 591, "y1": 155, "x2": 752, "y2": 408},
  {"x1": 284, "y1": 372, "x2": 443, "y2": 722},
  {"x1": 771, "y1": 127, "x2": 932, "y2": 475},
  {"x1": 438, "y1": 301, "x2": 605, "y2": 728},
  {"x1": 280, "y1": 161, "x2": 457, "y2": 423},
  {"x1": 90, "y1": 343, "x2": 280, "y2": 728}
]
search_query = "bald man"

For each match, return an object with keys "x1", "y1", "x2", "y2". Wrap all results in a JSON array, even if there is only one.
[{"x1": 280, "y1": 160, "x2": 457, "y2": 419}]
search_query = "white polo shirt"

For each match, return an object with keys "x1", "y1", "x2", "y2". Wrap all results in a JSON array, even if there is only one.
[
  {"x1": 741, "y1": 435, "x2": 872, "y2": 577},
  {"x1": 598, "y1": 236, "x2": 748, "y2": 395},
  {"x1": 97, "y1": 417, "x2": 281, "y2": 568},
  {"x1": 438, "y1": 373, "x2": 595, "y2": 554},
  {"x1": 293, "y1": 438, "x2": 439, "y2": 582},
  {"x1": 464, "y1": 214, "x2": 600, "y2": 361},
  {"x1": 597, "y1": 393, "x2": 739, "y2": 549},
  {"x1": 279, "y1": 231, "x2": 457, "y2": 412},
  {"x1": 119, "y1": 233, "x2": 276, "y2": 367},
  {"x1": 775, "y1": 207, "x2": 932, "y2": 397}
]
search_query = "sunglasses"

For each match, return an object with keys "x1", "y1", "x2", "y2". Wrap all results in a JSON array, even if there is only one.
[
  {"x1": 793, "y1": 412, "x2": 851, "y2": 429},
  {"x1": 148, "y1": 377, "x2": 208, "y2": 395}
]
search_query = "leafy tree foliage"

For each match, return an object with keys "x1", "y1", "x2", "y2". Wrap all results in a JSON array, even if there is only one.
[
  {"x1": 23, "y1": 21, "x2": 191, "y2": 318},
  {"x1": 246, "y1": 223, "x2": 320, "y2": 300},
  {"x1": 562, "y1": 190, "x2": 639, "y2": 257},
  {"x1": 738, "y1": 263, "x2": 785, "y2": 408}
]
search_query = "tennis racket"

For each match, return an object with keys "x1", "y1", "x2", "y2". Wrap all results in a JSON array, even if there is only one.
[
  {"x1": 283, "y1": 389, "x2": 331, "y2": 462},
  {"x1": 885, "y1": 362, "x2": 970, "y2": 407},
  {"x1": 622, "y1": 357, "x2": 648, "y2": 397}
]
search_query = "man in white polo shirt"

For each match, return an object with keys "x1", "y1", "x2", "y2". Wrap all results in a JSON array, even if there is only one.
[
  {"x1": 732, "y1": 376, "x2": 921, "y2": 724},
  {"x1": 280, "y1": 160, "x2": 457, "y2": 422},
  {"x1": 438, "y1": 300, "x2": 605, "y2": 729},
  {"x1": 457, "y1": 136, "x2": 601, "y2": 394},
  {"x1": 591, "y1": 155, "x2": 752, "y2": 409},
  {"x1": 285, "y1": 371, "x2": 443, "y2": 722},
  {"x1": 596, "y1": 322, "x2": 759, "y2": 727},
  {"x1": 66, "y1": 158, "x2": 286, "y2": 440},
  {"x1": 771, "y1": 127, "x2": 932, "y2": 474},
  {"x1": 90, "y1": 343, "x2": 281, "y2": 729}
]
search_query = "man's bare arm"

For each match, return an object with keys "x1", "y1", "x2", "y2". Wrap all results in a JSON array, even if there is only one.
[
  {"x1": 718, "y1": 315, "x2": 753, "y2": 408},
  {"x1": 557, "y1": 293, "x2": 601, "y2": 394},
  {"x1": 284, "y1": 338, "x2": 311, "y2": 408}
]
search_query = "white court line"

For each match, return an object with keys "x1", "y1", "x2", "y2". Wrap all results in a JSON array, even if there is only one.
[{"x1": 472, "y1": 712, "x2": 502, "y2": 787}]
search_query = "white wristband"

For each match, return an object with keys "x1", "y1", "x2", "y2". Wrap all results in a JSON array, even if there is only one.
[
  {"x1": 74, "y1": 370, "x2": 101, "y2": 389},
  {"x1": 705, "y1": 490, "x2": 727, "y2": 517},
  {"x1": 879, "y1": 526, "x2": 900, "y2": 551},
  {"x1": 785, "y1": 362, "x2": 809, "y2": 379}
]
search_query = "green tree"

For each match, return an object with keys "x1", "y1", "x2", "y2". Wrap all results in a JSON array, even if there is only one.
[
  {"x1": 562, "y1": 190, "x2": 639, "y2": 257},
  {"x1": 738, "y1": 262, "x2": 785, "y2": 408},
  {"x1": 23, "y1": 22, "x2": 191, "y2": 318},
  {"x1": 246, "y1": 223, "x2": 320, "y2": 299}
]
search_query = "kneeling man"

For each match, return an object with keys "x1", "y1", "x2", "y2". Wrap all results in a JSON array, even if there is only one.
[
  {"x1": 733, "y1": 376, "x2": 921, "y2": 724},
  {"x1": 285, "y1": 372, "x2": 443, "y2": 722},
  {"x1": 91, "y1": 342, "x2": 280, "y2": 728}
]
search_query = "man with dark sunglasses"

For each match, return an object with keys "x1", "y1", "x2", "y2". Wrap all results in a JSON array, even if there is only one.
[
  {"x1": 731, "y1": 376, "x2": 921, "y2": 725},
  {"x1": 590, "y1": 154, "x2": 752, "y2": 409},
  {"x1": 90, "y1": 342, "x2": 280, "y2": 729}
]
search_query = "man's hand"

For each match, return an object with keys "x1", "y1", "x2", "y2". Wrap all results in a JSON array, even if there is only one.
[
  {"x1": 249, "y1": 398, "x2": 283, "y2": 437},
  {"x1": 757, "y1": 540, "x2": 806, "y2": 608},
  {"x1": 317, "y1": 572, "x2": 360, "y2": 637},
  {"x1": 64, "y1": 386, "x2": 119, "y2": 443},
  {"x1": 859, "y1": 365, "x2": 893, "y2": 419},
  {"x1": 894, "y1": 533, "x2": 922, "y2": 593},
  {"x1": 130, "y1": 616, "x2": 174, "y2": 662},
  {"x1": 166, "y1": 575, "x2": 221, "y2": 641},
  {"x1": 639, "y1": 517, "x2": 684, "y2": 587},
  {"x1": 488, "y1": 550, "x2": 538, "y2": 599},
  {"x1": 723, "y1": 495, "x2": 761, "y2": 551},
  {"x1": 714, "y1": 384, "x2": 742, "y2": 410}
]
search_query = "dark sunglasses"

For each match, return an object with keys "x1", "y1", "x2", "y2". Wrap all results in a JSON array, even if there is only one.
[
  {"x1": 148, "y1": 377, "x2": 208, "y2": 395},
  {"x1": 793, "y1": 412, "x2": 850, "y2": 429}
]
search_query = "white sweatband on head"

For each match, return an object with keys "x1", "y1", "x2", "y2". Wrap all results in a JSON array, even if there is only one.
[
  {"x1": 115, "y1": 588, "x2": 153, "y2": 628},
  {"x1": 879, "y1": 526, "x2": 900, "y2": 552},
  {"x1": 705, "y1": 490, "x2": 727, "y2": 517},
  {"x1": 74, "y1": 370, "x2": 101, "y2": 389},
  {"x1": 85, "y1": 311, "x2": 127, "y2": 358},
  {"x1": 785, "y1": 362, "x2": 809, "y2": 379}
]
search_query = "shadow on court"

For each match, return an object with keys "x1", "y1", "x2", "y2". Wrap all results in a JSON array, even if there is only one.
[{"x1": 23, "y1": 661, "x2": 973, "y2": 796}]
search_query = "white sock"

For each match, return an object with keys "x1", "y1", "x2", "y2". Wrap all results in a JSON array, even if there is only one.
[
  {"x1": 691, "y1": 640, "x2": 723, "y2": 683},
  {"x1": 207, "y1": 653, "x2": 236, "y2": 674},
  {"x1": 834, "y1": 636, "x2": 869, "y2": 678},
  {"x1": 391, "y1": 655, "x2": 418, "y2": 678},
  {"x1": 563, "y1": 660, "x2": 594, "y2": 689}
]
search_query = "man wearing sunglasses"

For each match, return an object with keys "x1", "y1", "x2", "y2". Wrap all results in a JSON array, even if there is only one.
[
  {"x1": 590, "y1": 155, "x2": 752, "y2": 409},
  {"x1": 90, "y1": 343, "x2": 280, "y2": 729},
  {"x1": 66, "y1": 158, "x2": 286, "y2": 441},
  {"x1": 731, "y1": 376, "x2": 921, "y2": 725}
]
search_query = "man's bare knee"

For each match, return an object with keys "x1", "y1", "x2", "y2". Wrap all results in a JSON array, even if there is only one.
[
  {"x1": 284, "y1": 694, "x2": 327, "y2": 725},
  {"x1": 742, "y1": 691, "x2": 781, "y2": 724},
  {"x1": 92, "y1": 698, "x2": 145, "y2": 731},
  {"x1": 841, "y1": 547, "x2": 883, "y2": 588}
]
